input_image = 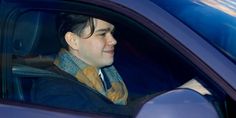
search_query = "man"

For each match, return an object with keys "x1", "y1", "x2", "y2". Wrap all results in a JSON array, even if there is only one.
[{"x1": 31, "y1": 13, "x2": 129, "y2": 115}]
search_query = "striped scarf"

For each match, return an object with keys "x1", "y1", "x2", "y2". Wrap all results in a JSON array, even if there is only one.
[{"x1": 54, "y1": 49, "x2": 128, "y2": 105}]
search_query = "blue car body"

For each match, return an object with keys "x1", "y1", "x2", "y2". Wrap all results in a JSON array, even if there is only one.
[{"x1": 0, "y1": 0, "x2": 235, "y2": 117}]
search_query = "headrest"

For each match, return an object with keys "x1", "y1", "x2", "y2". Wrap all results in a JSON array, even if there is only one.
[{"x1": 13, "y1": 11, "x2": 60, "y2": 56}]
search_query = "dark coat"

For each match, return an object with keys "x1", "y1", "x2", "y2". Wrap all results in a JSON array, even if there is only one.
[{"x1": 31, "y1": 66, "x2": 136, "y2": 117}]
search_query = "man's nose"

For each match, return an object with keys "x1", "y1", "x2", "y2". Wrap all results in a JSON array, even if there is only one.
[{"x1": 107, "y1": 34, "x2": 117, "y2": 45}]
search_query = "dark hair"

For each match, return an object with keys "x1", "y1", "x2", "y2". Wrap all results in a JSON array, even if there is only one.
[{"x1": 57, "y1": 13, "x2": 95, "y2": 48}]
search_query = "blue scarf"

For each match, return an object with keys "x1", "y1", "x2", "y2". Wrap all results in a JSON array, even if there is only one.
[{"x1": 54, "y1": 49, "x2": 128, "y2": 105}]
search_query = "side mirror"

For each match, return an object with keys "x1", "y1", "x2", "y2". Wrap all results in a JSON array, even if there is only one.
[{"x1": 136, "y1": 89, "x2": 219, "y2": 118}]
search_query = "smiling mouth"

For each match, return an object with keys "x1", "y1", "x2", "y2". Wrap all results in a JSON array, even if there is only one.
[
  {"x1": 104, "y1": 50, "x2": 114, "y2": 53},
  {"x1": 103, "y1": 49, "x2": 115, "y2": 55}
]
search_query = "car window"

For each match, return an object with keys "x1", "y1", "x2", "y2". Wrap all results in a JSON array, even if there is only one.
[
  {"x1": 152, "y1": 0, "x2": 236, "y2": 63},
  {"x1": 1, "y1": 1, "x2": 233, "y2": 118},
  {"x1": 9, "y1": 10, "x2": 225, "y2": 117},
  {"x1": 10, "y1": 10, "x2": 183, "y2": 116}
]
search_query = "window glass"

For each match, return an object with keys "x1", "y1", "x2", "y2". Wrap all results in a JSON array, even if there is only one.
[
  {"x1": 10, "y1": 11, "x2": 158, "y2": 117},
  {"x1": 9, "y1": 10, "x2": 193, "y2": 115},
  {"x1": 152, "y1": 0, "x2": 236, "y2": 62}
]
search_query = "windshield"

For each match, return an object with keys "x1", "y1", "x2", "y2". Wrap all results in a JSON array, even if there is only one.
[{"x1": 152, "y1": 0, "x2": 236, "y2": 62}]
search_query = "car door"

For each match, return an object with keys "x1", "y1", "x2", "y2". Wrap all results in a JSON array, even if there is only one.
[{"x1": 0, "y1": 0, "x2": 234, "y2": 118}]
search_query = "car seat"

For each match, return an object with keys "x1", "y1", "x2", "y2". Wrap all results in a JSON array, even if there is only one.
[{"x1": 11, "y1": 11, "x2": 60, "y2": 101}]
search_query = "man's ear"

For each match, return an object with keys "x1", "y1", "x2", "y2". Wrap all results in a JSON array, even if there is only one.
[{"x1": 65, "y1": 32, "x2": 80, "y2": 50}]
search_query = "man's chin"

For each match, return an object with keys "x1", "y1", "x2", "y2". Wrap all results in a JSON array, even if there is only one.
[{"x1": 101, "y1": 59, "x2": 114, "y2": 67}]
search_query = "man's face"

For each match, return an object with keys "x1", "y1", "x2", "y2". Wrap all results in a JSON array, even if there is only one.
[{"x1": 73, "y1": 19, "x2": 117, "y2": 68}]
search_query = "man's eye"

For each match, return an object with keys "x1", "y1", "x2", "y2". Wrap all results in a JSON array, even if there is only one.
[
  {"x1": 99, "y1": 33, "x2": 106, "y2": 36},
  {"x1": 111, "y1": 30, "x2": 115, "y2": 34}
]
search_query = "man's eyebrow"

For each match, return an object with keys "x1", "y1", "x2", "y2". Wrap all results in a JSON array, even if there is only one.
[{"x1": 95, "y1": 27, "x2": 114, "y2": 33}]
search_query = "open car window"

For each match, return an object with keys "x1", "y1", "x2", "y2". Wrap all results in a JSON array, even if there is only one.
[{"x1": 1, "y1": 1, "x2": 232, "y2": 118}]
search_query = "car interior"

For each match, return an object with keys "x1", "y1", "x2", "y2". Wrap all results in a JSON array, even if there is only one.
[
  {"x1": 7, "y1": 8, "x2": 229, "y2": 117},
  {"x1": 11, "y1": 10, "x2": 185, "y2": 99}
]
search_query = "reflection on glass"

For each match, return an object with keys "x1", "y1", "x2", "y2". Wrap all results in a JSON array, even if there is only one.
[{"x1": 198, "y1": 0, "x2": 236, "y2": 17}]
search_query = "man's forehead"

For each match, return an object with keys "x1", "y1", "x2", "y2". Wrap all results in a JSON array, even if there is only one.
[{"x1": 94, "y1": 18, "x2": 114, "y2": 30}]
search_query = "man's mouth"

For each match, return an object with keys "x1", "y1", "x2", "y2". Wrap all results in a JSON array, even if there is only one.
[
  {"x1": 103, "y1": 49, "x2": 115, "y2": 55},
  {"x1": 104, "y1": 50, "x2": 114, "y2": 53}
]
